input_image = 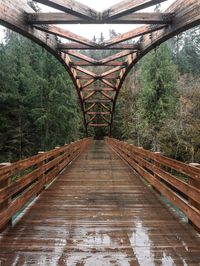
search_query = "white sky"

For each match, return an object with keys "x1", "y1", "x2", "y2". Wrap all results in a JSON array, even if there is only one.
[{"x1": 0, "y1": 0, "x2": 175, "y2": 41}]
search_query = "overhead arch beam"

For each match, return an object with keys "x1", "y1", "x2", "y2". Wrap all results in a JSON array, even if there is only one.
[
  {"x1": 58, "y1": 43, "x2": 139, "y2": 50},
  {"x1": 0, "y1": 0, "x2": 89, "y2": 135},
  {"x1": 1, "y1": 0, "x2": 200, "y2": 134},
  {"x1": 34, "y1": 25, "x2": 95, "y2": 46},
  {"x1": 104, "y1": 24, "x2": 167, "y2": 47},
  {"x1": 33, "y1": 0, "x2": 98, "y2": 20},
  {"x1": 102, "y1": 0, "x2": 167, "y2": 20}
]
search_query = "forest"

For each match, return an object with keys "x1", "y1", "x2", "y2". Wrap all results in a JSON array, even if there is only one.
[{"x1": 0, "y1": 25, "x2": 200, "y2": 163}]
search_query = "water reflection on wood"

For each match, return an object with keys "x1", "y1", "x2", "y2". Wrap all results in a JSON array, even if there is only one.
[{"x1": 0, "y1": 141, "x2": 199, "y2": 265}]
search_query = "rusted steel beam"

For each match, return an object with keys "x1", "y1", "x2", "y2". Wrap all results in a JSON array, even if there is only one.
[
  {"x1": 27, "y1": 11, "x2": 172, "y2": 24},
  {"x1": 33, "y1": 0, "x2": 98, "y2": 20},
  {"x1": 34, "y1": 25, "x2": 95, "y2": 46},
  {"x1": 58, "y1": 43, "x2": 139, "y2": 50},
  {"x1": 102, "y1": 0, "x2": 167, "y2": 20},
  {"x1": 104, "y1": 24, "x2": 167, "y2": 46}
]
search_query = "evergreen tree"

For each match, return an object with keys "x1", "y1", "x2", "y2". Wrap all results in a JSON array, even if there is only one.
[
  {"x1": 0, "y1": 30, "x2": 82, "y2": 162},
  {"x1": 138, "y1": 44, "x2": 178, "y2": 150}
]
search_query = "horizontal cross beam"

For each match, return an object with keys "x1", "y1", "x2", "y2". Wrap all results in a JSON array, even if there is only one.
[
  {"x1": 70, "y1": 61, "x2": 127, "y2": 67},
  {"x1": 58, "y1": 43, "x2": 139, "y2": 50},
  {"x1": 27, "y1": 12, "x2": 172, "y2": 24},
  {"x1": 78, "y1": 75, "x2": 120, "y2": 80},
  {"x1": 88, "y1": 123, "x2": 109, "y2": 127},
  {"x1": 84, "y1": 99, "x2": 112, "y2": 103},
  {"x1": 83, "y1": 88, "x2": 115, "y2": 92},
  {"x1": 86, "y1": 112, "x2": 111, "y2": 115},
  {"x1": 109, "y1": 12, "x2": 173, "y2": 24}
]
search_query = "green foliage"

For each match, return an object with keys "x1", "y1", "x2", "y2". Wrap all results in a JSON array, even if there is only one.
[
  {"x1": 114, "y1": 26, "x2": 200, "y2": 162},
  {"x1": 0, "y1": 30, "x2": 82, "y2": 162},
  {"x1": 1, "y1": 26, "x2": 200, "y2": 163},
  {"x1": 169, "y1": 26, "x2": 200, "y2": 75},
  {"x1": 113, "y1": 44, "x2": 178, "y2": 150},
  {"x1": 138, "y1": 44, "x2": 178, "y2": 150}
]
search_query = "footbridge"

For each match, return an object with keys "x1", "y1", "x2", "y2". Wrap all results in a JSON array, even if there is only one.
[
  {"x1": 0, "y1": 0, "x2": 200, "y2": 265},
  {"x1": 0, "y1": 139, "x2": 200, "y2": 265}
]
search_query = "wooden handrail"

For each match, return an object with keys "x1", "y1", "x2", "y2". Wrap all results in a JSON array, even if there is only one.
[
  {"x1": 105, "y1": 137, "x2": 200, "y2": 231},
  {"x1": 0, "y1": 138, "x2": 92, "y2": 231}
]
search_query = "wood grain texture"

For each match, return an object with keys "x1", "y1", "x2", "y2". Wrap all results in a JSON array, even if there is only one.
[
  {"x1": 2, "y1": 0, "x2": 200, "y2": 133},
  {"x1": 106, "y1": 138, "x2": 200, "y2": 231},
  {"x1": 0, "y1": 139, "x2": 92, "y2": 231},
  {"x1": 0, "y1": 140, "x2": 199, "y2": 265}
]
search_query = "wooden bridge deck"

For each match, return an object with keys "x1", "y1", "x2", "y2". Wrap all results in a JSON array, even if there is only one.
[{"x1": 0, "y1": 140, "x2": 200, "y2": 265}]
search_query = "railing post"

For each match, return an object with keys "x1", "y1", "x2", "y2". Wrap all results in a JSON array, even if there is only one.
[
  {"x1": 152, "y1": 152, "x2": 162, "y2": 195},
  {"x1": 0, "y1": 162, "x2": 12, "y2": 231},
  {"x1": 37, "y1": 152, "x2": 45, "y2": 194},
  {"x1": 54, "y1": 146, "x2": 61, "y2": 174},
  {"x1": 63, "y1": 144, "x2": 69, "y2": 164},
  {"x1": 189, "y1": 163, "x2": 200, "y2": 232}
]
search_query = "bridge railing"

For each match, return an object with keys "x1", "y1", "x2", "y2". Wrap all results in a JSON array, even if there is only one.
[
  {"x1": 106, "y1": 137, "x2": 200, "y2": 231},
  {"x1": 0, "y1": 138, "x2": 92, "y2": 231}
]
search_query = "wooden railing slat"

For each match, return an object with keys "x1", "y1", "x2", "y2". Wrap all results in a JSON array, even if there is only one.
[
  {"x1": 106, "y1": 137, "x2": 200, "y2": 231},
  {"x1": 0, "y1": 138, "x2": 92, "y2": 231}
]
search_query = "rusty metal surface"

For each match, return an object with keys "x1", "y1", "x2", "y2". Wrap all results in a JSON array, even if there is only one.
[{"x1": 0, "y1": 140, "x2": 200, "y2": 265}]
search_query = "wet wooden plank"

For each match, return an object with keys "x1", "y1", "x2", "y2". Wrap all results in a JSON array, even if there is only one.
[{"x1": 0, "y1": 140, "x2": 200, "y2": 265}]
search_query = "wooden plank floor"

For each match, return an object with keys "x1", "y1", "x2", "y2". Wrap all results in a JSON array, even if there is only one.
[{"x1": 0, "y1": 140, "x2": 200, "y2": 266}]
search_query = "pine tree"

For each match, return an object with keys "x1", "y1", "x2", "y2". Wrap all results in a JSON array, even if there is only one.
[
  {"x1": 0, "y1": 30, "x2": 83, "y2": 162},
  {"x1": 138, "y1": 44, "x2": 178, "y2": 150}
]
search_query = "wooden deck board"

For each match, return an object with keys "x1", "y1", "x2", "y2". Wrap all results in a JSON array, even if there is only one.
[{"x1": 0, "y1": 140, "x2": 200, "y2": 265}]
